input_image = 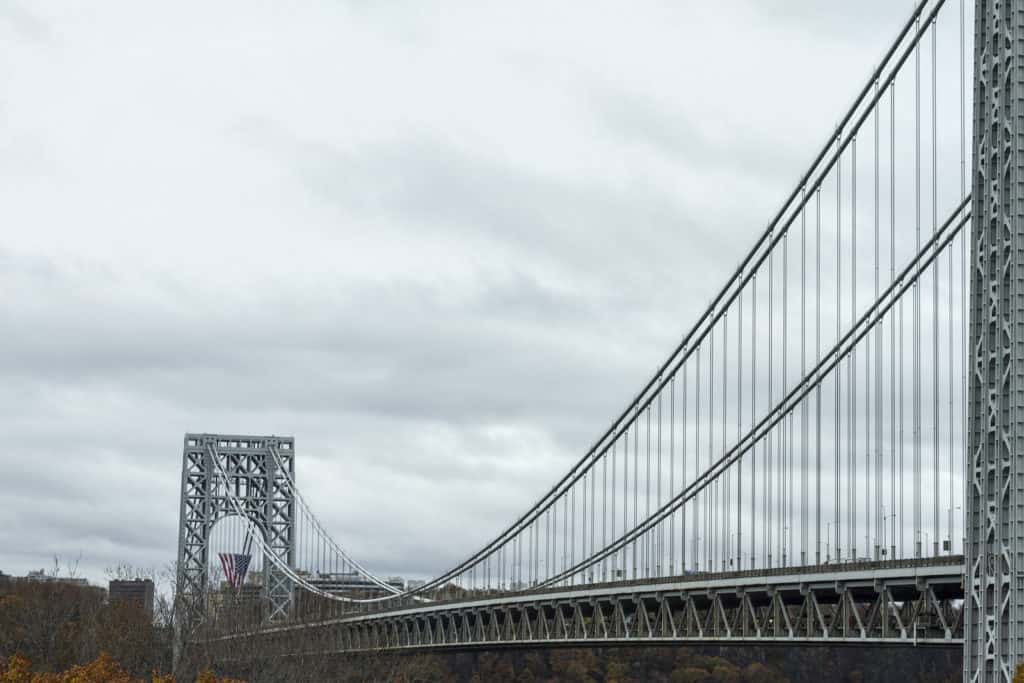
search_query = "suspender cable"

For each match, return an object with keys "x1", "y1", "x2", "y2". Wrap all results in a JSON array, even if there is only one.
[
  {"x1": 708, "y1": 318, "x2": 715, "y2": 571},
  {"x1": 782, "y1": 227, "x2": 789, "y2": 566},
  {"x1": 542, "y1": 203, "x2": 969, "y2": 587},
  {"x1": 751, "y1": 275, "x2": 757, "y2": 568},
  {"x1": 836, "y1": 133, "x2": 842, "y2": 561},
  {"x1": 913, "y1": 11, "x2": 922, "y2": 559},
  {"x1": 931, "y1": 17, "x2": 940, "y2": 558},
  {"x1": 874, "y1": 78, "x2": 881, "y2": 560},
  {"x1": 737, "y1": 286, "x2": 744, "y2": 569},
  {"x1": 768, "y1": 237, "x2": 775, "y2": 568},
  {"x1": 722, "y1": 312, "x2": 729, "y2": 570},
  {"x1": 669, "y1": 376, "x2": 676, "y2": 574},
  {"x1": 816, "y1": 188, "x2": 822, "y2": 564},
  {"x1": 851, "y1": 135, "x2": 857, "y2": 560},
  {"x1": 801, "y1": 186, "x2": 808, "y2": 565},
  {"x1": 891, "y1": 80, "x2": 898, "y2": 560},
  {"x1": 633, "y1": 410, "x2": 640, "y2": 577},
  {"x1": 682, "y1": 363, "x2": 688, "y2": 573}
]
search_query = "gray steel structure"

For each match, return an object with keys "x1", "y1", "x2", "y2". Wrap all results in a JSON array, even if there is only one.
[
  {"x1": 176, "y1": 433, "x2": 296, "y2": 623},
  {"x1": 966, "y1": 1, "x2": 1022, "y2": 680},
  {"x1": 207, "y1": 557, "x2": 963, "y2": 658}
]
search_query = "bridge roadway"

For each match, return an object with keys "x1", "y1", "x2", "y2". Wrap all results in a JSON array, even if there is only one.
[{"x1": 208, "y1": 556, "x2": 964, "y2": 657}]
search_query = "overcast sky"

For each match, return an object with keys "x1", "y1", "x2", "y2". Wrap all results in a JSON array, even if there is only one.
[{"x1": 1, "y1": 1, "x2": 941, "y2": 584}]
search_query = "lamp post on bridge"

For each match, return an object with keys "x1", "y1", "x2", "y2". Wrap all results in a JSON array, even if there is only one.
[
  {"x1": 946, "y1": 505, "x2": 959, "y2": 555},
  {"x1": 882, "y1": 508, "x2": 897, "y2": 561}
]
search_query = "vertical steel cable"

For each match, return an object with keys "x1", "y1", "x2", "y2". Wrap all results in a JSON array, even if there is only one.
[
  {"x1": 545, "y1": 507, "x2": 550, "y2": 583},
  {"x1": 588, "y1": 463, "x2": 593, "y2": 580},
  {"x1": 657, "y1": 385, "x2": 663, "y2": 575},
  {"x1": 645, "y1": 406, "x2": 651, "y2": 576},
  {"x1": 737, "y1": 285, "x2": 744, "y2": 569},
  {"x1": 682, "y1": 363, "x2": 688, "y2": 572},
  {"x1": 891, "y1": 81, "x2": 898, "y2": 560},
  {"x1": 527, "y1": 522, "x2": 532, "y2": 586},
  {"x1": 570, "y1": 472, "x2": 576, "y2": 584},
  {"x1": 874, "y1": 78, "x2": 882, "y2": 560},
  {"x1": 585, "y1": 471, "x2": 593, "y2": 581},
  {"x1": 659, "y1": 385, "x2": 667, "y2": 573},
  {"x1": 602, "y1": 432, "x2": 607, "y2": 579},
  {"x1": 782, "y1": 228, "x2": 789, "y2": 566},
  {"x1": 708, "y1": 315, "x2": 715, "y2": 571},
  {"x1": 801, "y1": 186, "x2": 808, "y2": 565},
  {"x1": 768, "y1": 237, "x2": 774, "y2": 568},
  {"x1": 580, "y1": 471, "x2": 586, "y2": 583},
  {"x1": 835, "y1": 133, "x2": 842, "y2": 561},
  {"x1": 851, "y1": 135, "x2": 857, "y2": 560},
  {"x1": 914, "y1": 11, "x2": 922, "y2": 559},
  {"x1": 622, "y1": 428, "x2": 628, "y2": 577},
  {"x1": 565, "y1": 485, "x2": 573, "y2": 581},
  {"x1": 722, "y1": 312, "x2": 729, "y2": 570},
  {"x1": 550, "y1": 495, "x2": 556, "y2": 581},
  {"x1": 899, "y1": 254, "x2": 906, "y2": 558},
  {"x1": 959, "y1": 0, "x2": 966, "y2": 556},
  {"x1": 946, "y1": 60, "x2": 954, "y2": 554},
  {"x1": 696, "y1": 344, "x2": 703, "y2": 570},
  {"x1": 816, "y1": 188, "x2": 822, "y2": 563},
  {"x1": 607, "y1": 444, "x2": 613, "y2": 581},
  {"x1": 633, "y1": 408, "x2": 640, "y2": 577},
  {"x1": 751, "y1": 274, "x2": 758, "y2": 568},
  {"x1": 930, "y1": 17, "x2": 939, "y2": 558},
  {"x1": 669, "y1": 376, "x2": 676, "y2": 574}
]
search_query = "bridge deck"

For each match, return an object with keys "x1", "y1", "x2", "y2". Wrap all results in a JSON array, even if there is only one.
[{"x1": 206, "y1": 557, "x2": 965, "y2": 656}]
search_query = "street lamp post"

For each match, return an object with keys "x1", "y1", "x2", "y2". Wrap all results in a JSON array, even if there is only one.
[
  {"x1": 881, "y1": 507, "x2": 898, "y2": 561},
  {"x1": 946, "y1": 506, "x2": 961, "y2": 554}
]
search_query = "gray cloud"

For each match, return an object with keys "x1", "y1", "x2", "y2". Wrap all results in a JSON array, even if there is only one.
[
  {"x1": 0, "y1": 1, "x2": 50, "y2": 42},
  {"x1": 0, "y1": 0, "x2": 972, "y2": 584}
]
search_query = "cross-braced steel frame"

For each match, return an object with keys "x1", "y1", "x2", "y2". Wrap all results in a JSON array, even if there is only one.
[
  {"x1": 206, "y1": 558, "x2": 963, "y2": 659},
  {"x1": 176, "y1": 433, "x2": 296, "y2": 626},
  {"x1": 965, "y1": 1, "x2": 1023, "y2": 681}
]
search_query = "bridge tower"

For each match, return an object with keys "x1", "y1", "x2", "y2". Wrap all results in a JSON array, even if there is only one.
[
  {"x1": 967, "y1": 1, "x2": 1024, "y2": 680},
  {"x1": 175, "y1": 433, "x2": 296, "y2": 626}
]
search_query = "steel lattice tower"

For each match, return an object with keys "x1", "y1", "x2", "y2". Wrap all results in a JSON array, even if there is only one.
[
  {"x1": 175, "y1": 433, "x2": 296, "y2": 627},
  {"x1": 966, "y1": 1, "x2": 1023, "y2": 680}
]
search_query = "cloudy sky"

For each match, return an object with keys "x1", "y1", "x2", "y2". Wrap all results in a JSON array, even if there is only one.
[{"x1": 1, "y1": 1, "x2": 939, "y2": 584}]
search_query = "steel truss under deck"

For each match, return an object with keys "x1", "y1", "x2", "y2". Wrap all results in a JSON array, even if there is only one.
[{"x1": 207, "y1": 558, "x2": 963, "y2": 658}]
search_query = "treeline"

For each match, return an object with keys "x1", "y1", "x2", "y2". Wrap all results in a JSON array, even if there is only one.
[
  {"x1": 0, "y1": 652, "x2": 241, "y2": 683},
  {"x1": 211, "y1": 645, "x2": 963, "y2": 682},
  {"x1": 0, "y1": 579, "x2": 171, "y2": 677}
]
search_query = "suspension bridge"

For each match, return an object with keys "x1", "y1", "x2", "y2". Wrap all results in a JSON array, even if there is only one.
[{"x1": 176, "y1": 1, "x2": 1024, "y2": 680}]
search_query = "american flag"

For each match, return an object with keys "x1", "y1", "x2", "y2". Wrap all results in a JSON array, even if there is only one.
[{"x1": 219, "y1": 553, "x2": 251, "y2": 590}]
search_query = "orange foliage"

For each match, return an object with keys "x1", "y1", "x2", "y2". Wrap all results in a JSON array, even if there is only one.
[
  {"x1": 0, "y1": 654, "x2": 32, "y2": 683},
  {"x1": 194, "y1": 671, "x2": 245, "y2": 683},
  {"x1": 0, "y1": 654, "x2": 244, "y2": 683}
]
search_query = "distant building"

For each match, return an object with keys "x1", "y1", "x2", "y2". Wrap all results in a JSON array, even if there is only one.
[
  {"x1": 108, "y1": 579, "x2": 155, "y2": 618},
  {"x1": 305, "y1": 572, "x2": 404, "y2": 597},
  {"x1": 24, "y1": 569, "x2": 89, "y2": 587}
]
